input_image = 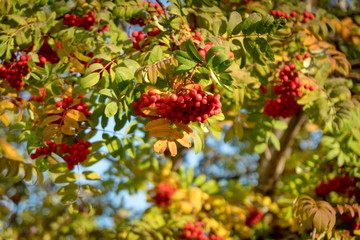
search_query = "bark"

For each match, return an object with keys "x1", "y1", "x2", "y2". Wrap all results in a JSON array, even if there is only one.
[{"x1": 257, "y1": 111, "x2": 307, "y2": 196}]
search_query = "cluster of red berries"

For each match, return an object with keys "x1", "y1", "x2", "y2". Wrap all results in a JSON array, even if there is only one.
[
  {"x1": 302, "y1": 11, "x2": 315, "y2": 23},
  {"x1": 192, "y1": 33, "x2": 234, "y2": 59},
  {"x1": 152, "y1": 182, "x2": 177, "y2": 207},
  {"x1": 245, "y1": 208, "x2": 264, "y2": 226},
  {"x1": 270, "y1": 10, "x2": 315, "y2": 23},
  {"x1": 36, "y1": 38, "x2": 60, "y2": 67},
  {"x1": 29, "y1": 88, "x2": 47, "y2": 102},
  {"x1": 296, "y1": 52, "x2": 311, "y2": 61},
  {"x1": 131, "y1": 28, "x2": 160, "y2": 50},
  {"x1": 264, "y1": 64, "x2": 313, "y2": 118},
  {"x1": 339, "y1": 214, "x2": 360, "y2": 232},
  {"x1": 30, "y1": 140, "x2": 91, "y2": 170},
  {"x1": 0, "y1": 55, "x2": 30, "y2": 90},
  {"x1": 180, "y1": 222, "x2": 223, "y2": 240},
  {"x1": 55, "y1": 94, "x2": 92, "y2": 117},
  {"x1": 63, "y1": 11, "x2": 97, "y2": 30},
  {"x1": 129, "y1": 1, "x2": 164, "y2": 26},
  {"x1": 270, "y1": 10, "x2": 290, "y2": 19},
  {"x1": 315, "y1": 175, "x2": 360, "y2": 200},
  {"x1": 132, "y1": 86, "x2": 222, "y2": 124}
]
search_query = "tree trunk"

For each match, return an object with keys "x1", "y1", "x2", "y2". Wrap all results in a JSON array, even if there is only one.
[{"x1": 257, "y1": 111, "x2": 307, "y2": 196}]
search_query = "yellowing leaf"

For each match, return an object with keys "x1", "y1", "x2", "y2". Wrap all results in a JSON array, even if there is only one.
[
  {"x1": 145, "y1": 118, "x2": 171, "y2": 131},
  {"x1": 154, "y1": 139, "x2": 168, "y2": 155},
  {"x1": 64, "y1": 117, "x2": 79, "y2": 129},
  {"x1": 176, "y1": 134, "x2": 192, "y2": 148},
  {"x1": 66, "y1": 109, "x2": 87, "y2": 121},
  {"x1": 82, "y1": 171, "x2": 102, "y2": 180},
  {"x1": 0, "y1": 138, "x2": 22, "y2": 160},
  {"x1": 61, "y1": 124, "x2": 77, "y2": 135},
  {"x1": 0, "y1": 112, "x2": 10, "y2": 126},
  {"x1": 168, "y1": 140, "x2": 177, "y2": 156},
  {"x1": 42, "y1": 124, "x2": 59, "y2": 140},
  {"x1": 140, "y1": 107, "x2": 159, "y2": 117},
  {"x1": 150, "y1": 129, "x2": 172, "y2": 138},
  {"x1": 44, "y1": 105, "x2": 64, "y2": 114},
  {"x1": 69, "y1": 57, "x2": 85, "y2": 74},
  {"x1": 170, "y1": 130, "x2": 184, "y2": 140},
  {"x1": 175, "y1": 122, "x2": 194, "y2": 136},
  {"x1": 42, "y1": 115, "x2": 62, "y2": 125},
  {"x1": 0, "y1": 101, "x2": 15, "y2": 110}
]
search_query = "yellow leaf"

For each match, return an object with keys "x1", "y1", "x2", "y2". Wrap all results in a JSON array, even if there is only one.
[
  {"x1": 69, "y1": 57, "x2": 85, "y2": 74},
  {"x1": 64, "y1": 86, "x2": 73, "y2": 97},
  {"x1": 42, "y1": 124, "x2": 59, "y2": 140},
  {"x1": 176, "y1": 134, "x2": 192, "y2": 148},
  {"x1": 44, "y1": 105, "x2": 64, "y2": 114},
  {"x1": 0, "y1": 138, "x2": 22, "y2": 160},
  {"x1": 175, "y1": 122, "x2": 194, "y2": 136},
  {"x1": 168, "y1": 140, "x2": 177, "y2": 156},
  {"x1": 61, "y1": 124, "x2": 77, "y2": 135},
  {"x1": 150, "y1": 129, "x2": 172, "y2": 138},
  {"x1": 42, "y1": 115, "x2": 62, "y2": 126},
  {"x1": 0, "y1": 112, "x2": 10, "y2": 126},
  {"x1": 64, "y1": 117, "x2": 79, "y2": 129},
  {"x1": 140, "y1": 107, "x2": 159, "y2": 117},
  {"x1": 66, "y1": 109, "x2": 87, "y2": 121},
  {"x1": 145, "y1": 118, "x2": 171, "y2": 131},
  {"x1": 170, "y1": 130, "x2": 184, "y2": 140},
  {"x1": 154, "y1": 139, "x2": 168, "y2": 154},
  {"x1": 54, "y1": 132, "x2": 63, "y2": 144},
  {"x1": 0, "y1": 101, "x2": 15, "y2": 110},
  {"x1": 74, "y1": 52, "x2": 91, "y2": 62}
]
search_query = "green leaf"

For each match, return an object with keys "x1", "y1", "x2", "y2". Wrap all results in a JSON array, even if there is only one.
[
  {"x1": 15, "y1": 31, "x2": 27, "y2": 46},
  {"x1": 243, "y1": 38, "x2": 266, "y2": 65},
  {"x1": 227, "y1": 11, "x2": 242, "y2": 36},
  {"x1": 147, "y1": 45, "x2": 163, "y2": 64},
  {"x1": 193, "y1": 133, "x2": 203, "y2": 154},
  {"x1": 269, "y1": 132, "x2": 280, "y2": 151},
  {"x1": 81, "y1": 152, "x2": 105, "y2": 167},
  {"x1": 7, "y1": 14, "x2": 27, "y2": 25},
  {"x1": 104, "y1": 101, "x2": 118, "y2": 118},
  {"x1": 184, "y1": 39, "x2": 204, "y2": 63},
  {"x1": 82, "y1": 171, "x2": 102, "y2": 180},
  {"x1": 255, "y1": 38, "x2": 274, "y2": 61},
  {"x1": 99, "y1": 89, "x2": 117, "y2": 99},
  {"x1": 54, "y1": 173, "x2": 77, "y2": 184},
  {"x1": 217, "y1": 59, "x2": 233, "y2": 73},
  {"x1": 211, "y1": 53, "x2": 228, "y2": 70},
  {"x1": 272, "y1": 120, "x2": 288, "y2": 130},
  {"x1": 205, "y1": 46, "x2": 225, "y2": 63},
  {"x1": 241, "y1": 13, "x2": 262, "y2": 35},
  {"x1": 194, "y1": 174, "x2": 206, "y2": 186},
  {"x1": 254, "y1": 142, "x2": 267, "y2": 154},
  {"x1": 174, "y1": 50, "x2": 197, "y2": 68},
  {"x1": 256, "y1": 14, "x2": 275, "y2": 34},
  {"x1": 80, "y1": 72, "x2": 100, "y2": 89}
]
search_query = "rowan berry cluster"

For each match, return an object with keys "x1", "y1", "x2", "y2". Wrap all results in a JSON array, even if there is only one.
[
  {"x1": 152, "y1": 182, "x2": 177, "y2": 207},
  {"x1": 296, "y1": 52, "x2": 311, "y2": 61},
  {"x1": 245, "y1": 208, "x2": 264, "y2": 226},
  {"x1": 131, "y1": 28, "x2": 160, "y2": 50},
  {"x1": 270, "y1": 10, "x2": 315, "y2": 23},
  {"x1": 29, "y1": 88, "x2": 47, "y2": 102},
  {"x1": 30, "y1": 140, "x2": 91, "y2": 170},
  {"x1": 63, "y1": 11, "x2": 97, "y2": 30},
  {"x1": 180, "y1": 222, "x2": 223, "y2": 240},
  {"x1": 132, "y1": 85, "x2": 222, "y2": 124},
  {"x1": 36, "y1": 39, "x2": 60, "y2": 67},
  {"x1": 0, "y1": 54, "x2": 30, "y2": 90},
  {"x1": 192, "y1": 33, "x2": 234, "y2": 59},
  {"x1": 129, "y1": 1, "x2": 164, "y2": 26},
  {"x1": 270, "y1": 10, "x2": 290, "y2": 19},
  {"x1": 339, "y1": 214, "x2": 360, "y2": 231},
  {"x1": 264, "y1": 64, "x2": 313, "y2": 118},
  {"x1": 55, "y1": 94, "x2": 92, "y2": 117},
  {"x1": 315, "y1": 175, "x2": 360, "y2": 200}
]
